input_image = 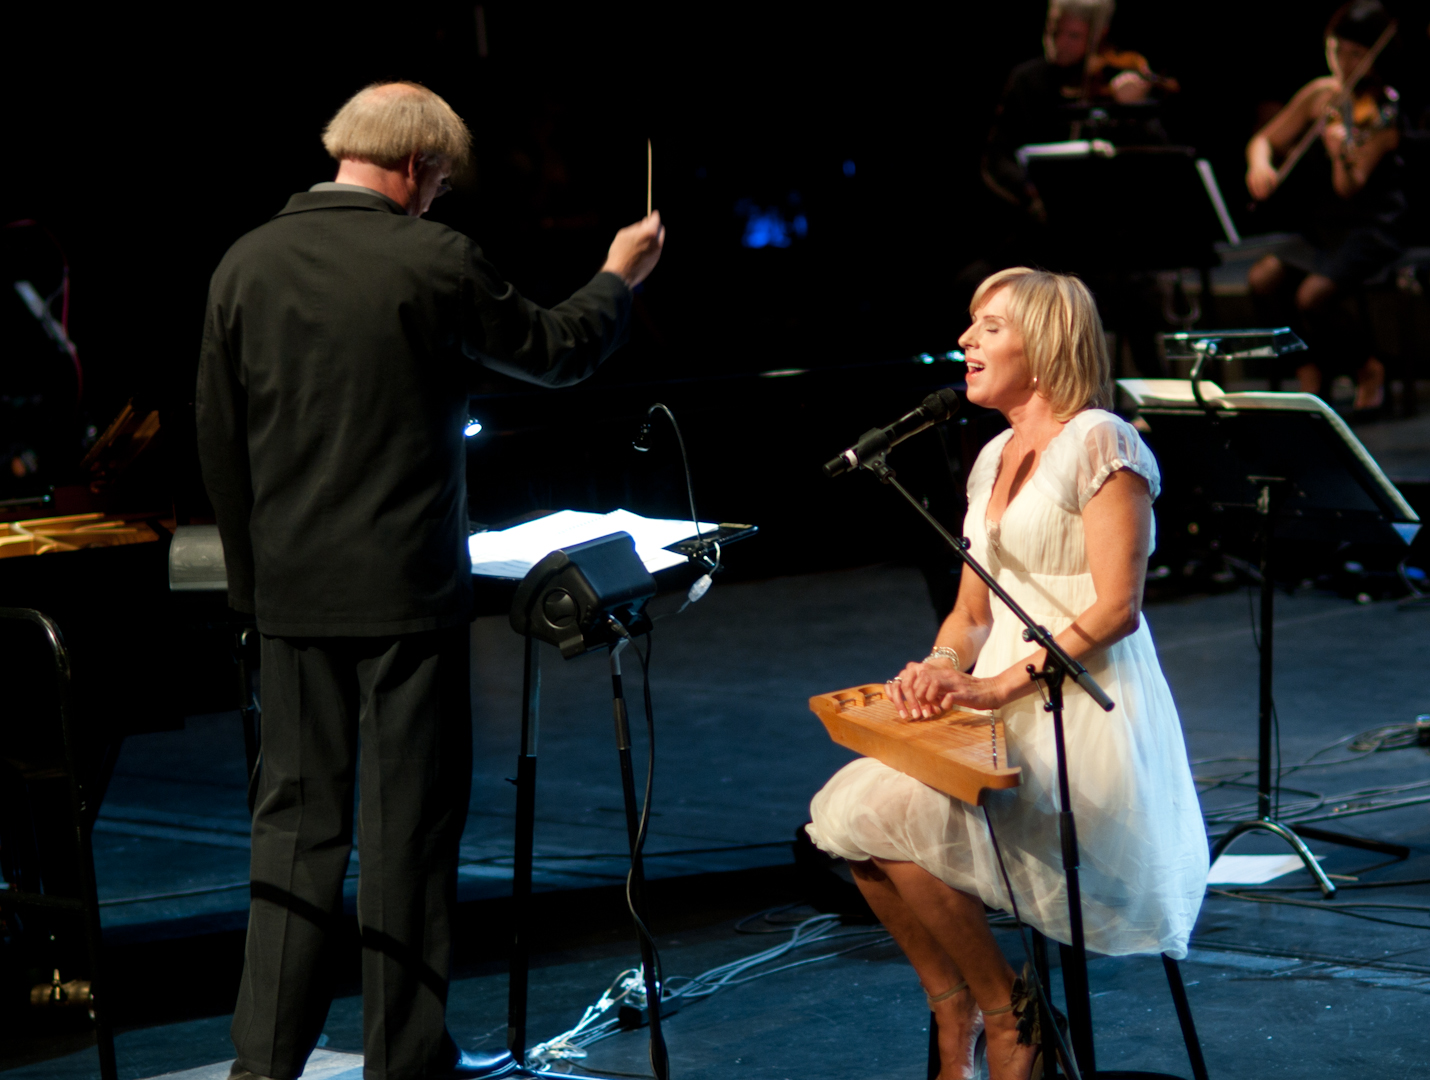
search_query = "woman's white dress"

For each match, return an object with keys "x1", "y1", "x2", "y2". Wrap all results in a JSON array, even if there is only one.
[{"x1": 808, "y1": 410, "x2": 1208, "y2": 959}]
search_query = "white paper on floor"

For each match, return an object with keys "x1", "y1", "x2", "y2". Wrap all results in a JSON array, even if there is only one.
[
  {"x1": 147, "y1": 1050, "x2": 363, "y2": 1080},
  {"x1": 1207, "y1": 853, "x2": 1323, "y2": 885}
]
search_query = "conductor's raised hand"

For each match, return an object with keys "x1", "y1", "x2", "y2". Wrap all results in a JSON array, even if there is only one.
[{"x1": 601, "y1": 212, "x2": 665, "y2": 289}]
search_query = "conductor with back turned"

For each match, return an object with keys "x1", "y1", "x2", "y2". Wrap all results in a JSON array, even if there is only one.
[{"x1": 197, "y1": 82, "x2": 664, "y2": 1080}]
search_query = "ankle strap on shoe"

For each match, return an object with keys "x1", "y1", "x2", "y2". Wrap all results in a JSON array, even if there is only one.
[{"x1": 925, "y1": 979, "x2": 969, "y2": 1008}]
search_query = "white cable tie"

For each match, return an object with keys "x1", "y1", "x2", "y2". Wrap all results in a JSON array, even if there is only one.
[{"x1": 687, "y1": 573, "x2": 712, "y2": 606}]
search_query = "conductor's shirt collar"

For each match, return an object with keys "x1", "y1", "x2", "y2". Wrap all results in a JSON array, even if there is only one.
[{"x1": 274, "y1": 185, "x2": 408, "y2": 218}]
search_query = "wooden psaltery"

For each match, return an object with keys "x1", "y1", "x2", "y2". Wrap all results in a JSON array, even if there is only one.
[{"x1": 810, "y1": 684, "x2": 1021, "y2": 805}]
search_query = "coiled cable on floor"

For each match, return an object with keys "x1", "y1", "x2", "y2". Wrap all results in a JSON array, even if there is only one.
[{"x1": 524, "y1": 910, "x2": 892, "y2": 1069}]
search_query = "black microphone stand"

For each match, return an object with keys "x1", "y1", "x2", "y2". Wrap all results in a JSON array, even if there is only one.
[
  {"x1": 607, "y1": 630, "x2": 670, "y2": 1080},
  {"x1": 855, "y1": 449, "x2": 1176, "y2": 1080}
]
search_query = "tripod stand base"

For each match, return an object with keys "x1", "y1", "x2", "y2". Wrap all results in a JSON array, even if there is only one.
[
  {"x1": 1289, "y1": 823, "x2": 1409, "y2": 860},
  {"x1": 1211, "y1": 817, "x2": 1338, "y2": 897}
]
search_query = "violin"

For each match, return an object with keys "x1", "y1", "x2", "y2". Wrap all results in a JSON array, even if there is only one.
[
  {"x1": 1081, "y1": 45, "x2": 1180, "y2": 100},
  {"x1": 1329, "y1": 84, "x2": 1399, "y2": 147},
  {"x1": 1266, "y1": 20, "x2": 1399, "y2": 192}
]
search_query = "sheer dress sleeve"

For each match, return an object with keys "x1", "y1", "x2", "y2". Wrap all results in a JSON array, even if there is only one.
[{"x1": 1032, "y1": 410, "x2": 1160, "y2": 513}]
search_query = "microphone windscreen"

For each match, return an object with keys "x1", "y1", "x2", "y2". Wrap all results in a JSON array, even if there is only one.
[{"x1": 920, "y1": 387, "x2": 962, "y2": 420}]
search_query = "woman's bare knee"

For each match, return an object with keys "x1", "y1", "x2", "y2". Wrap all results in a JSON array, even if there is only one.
[
  {"x1": 1296, "y1": 273, "x2": 1337, "y2": 310},
  {"x1": 849, "y1": 857, "x2": 890, "y2": 881},
  {"x1": 1247, "y1": 255, "x2": 1284, "y2": 296}
]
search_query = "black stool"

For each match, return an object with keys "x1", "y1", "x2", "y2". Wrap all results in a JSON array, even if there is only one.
[{"x1": 0, "y1": 607, "x2": 118, "y2": 1080}]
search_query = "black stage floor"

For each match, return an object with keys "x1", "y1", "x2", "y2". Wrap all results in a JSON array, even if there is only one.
[{"x1": 5, "y1": 419, "x2": 1430, "y2": 1079}]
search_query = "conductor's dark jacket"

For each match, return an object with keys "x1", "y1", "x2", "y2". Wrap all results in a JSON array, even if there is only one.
[{"x1": 197, "y1": 187, "x2": 631, "y2": 637}]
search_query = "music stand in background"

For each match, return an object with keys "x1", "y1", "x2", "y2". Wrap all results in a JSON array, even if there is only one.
[
  {"x1": 1122, "y1": 336, "x2": 1422, "y2": 897},
  {"x1": 1018, "y1": 143, "x2": 1234, "y2": 278}
]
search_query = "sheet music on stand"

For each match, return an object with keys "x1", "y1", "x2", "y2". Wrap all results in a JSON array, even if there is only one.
[
  {"x1": 468, "y1": 508, "x2": 721, "y2": 579},
  {"x1": 1120, "y1": 378, "x2": 1419, "y2": 545}
]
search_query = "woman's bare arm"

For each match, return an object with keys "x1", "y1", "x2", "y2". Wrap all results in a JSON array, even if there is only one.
[
  {"x1": 1247, "y1": 77, "x2": 1335, "y2": 200},
  {"x1": 892, "y1": 468, "x2": 1152, "y2": 717},
  {"x1": 886, "y1": 561, "x2": 993, "y2": 716}
]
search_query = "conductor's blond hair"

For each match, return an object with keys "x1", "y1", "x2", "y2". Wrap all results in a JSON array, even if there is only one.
[
  {"x1": 970, "y1": 267, "x2": 1112, "y2": 419},
  {"x1": 322, "y1": 82, "x2": 472, "y2": 169}
]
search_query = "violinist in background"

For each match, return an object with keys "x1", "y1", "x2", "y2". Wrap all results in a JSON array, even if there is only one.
[
  {"x1": 969, "y1": 0, "x2": 1180, "y2": 380},
  {"x1": 1246, "y1": 0, "x2": 1404, "y2": 416},
  {"x1": 982, "y1": 0, "x2": 1177, "y2": 215}
]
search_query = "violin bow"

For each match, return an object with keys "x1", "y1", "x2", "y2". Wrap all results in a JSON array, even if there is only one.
[{"x1": 1270, "y1": 19, "x2": 1398, "y2": 190}]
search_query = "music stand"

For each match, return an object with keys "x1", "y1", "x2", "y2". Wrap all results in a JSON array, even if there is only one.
[
  {"x1": 509, "y1": 532, "x2": 667, "y2": 1080},
  {"x1": 473, "y1": 511, "x2": 756, "y2": 1076},
  {"x1": 1122, "y1": 339, "x2": 1422, "y2": 897},
  {"x1": 1017, "y1": 143, "x2": 1231, "y2": 275}
]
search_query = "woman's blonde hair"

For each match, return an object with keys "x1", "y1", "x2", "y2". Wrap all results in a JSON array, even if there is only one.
[
  {"x1": 969, "y1": 267, "x2": 1112, "y2": 419},
  {"x1": 322, "y1": 82, "x2": 472, "y2": 170}
]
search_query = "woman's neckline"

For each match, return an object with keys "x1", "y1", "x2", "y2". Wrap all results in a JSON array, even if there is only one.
[{"x1": 984, "y1": 415, "x2": 1077, "y2": 527}]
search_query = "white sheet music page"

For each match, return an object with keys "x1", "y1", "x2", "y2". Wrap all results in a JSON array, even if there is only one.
[{"x1": 468, "y1": 509, "x2": 718, "y2": 579}]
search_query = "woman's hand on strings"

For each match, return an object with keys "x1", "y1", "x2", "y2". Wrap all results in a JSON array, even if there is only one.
[{"x1": 886, "y1": 659, "x2": 1010, "y2": 718}]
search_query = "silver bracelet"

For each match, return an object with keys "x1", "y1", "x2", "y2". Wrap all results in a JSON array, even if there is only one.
[{"x1": 924, "y1": 646, "x2": 959, "y2": 668}]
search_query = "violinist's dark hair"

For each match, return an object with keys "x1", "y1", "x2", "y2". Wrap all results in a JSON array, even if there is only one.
[{"x1": 1326, "y1": 0, "x2": 1390, "y2": 49}]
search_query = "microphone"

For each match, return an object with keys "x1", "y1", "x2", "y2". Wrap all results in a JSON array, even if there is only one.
[{"x1": 823, "y1": 387, "x2": 961, "y2": 478}]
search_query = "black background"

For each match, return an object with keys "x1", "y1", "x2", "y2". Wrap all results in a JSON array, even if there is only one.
[{"x1": 4, "y1": 0, "x2": 1429, "y2": 526}]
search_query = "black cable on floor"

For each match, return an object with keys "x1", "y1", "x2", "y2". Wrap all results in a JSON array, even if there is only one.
[{"x1": 1207, "y1": 887, "x2": 1430, "y2": 930}]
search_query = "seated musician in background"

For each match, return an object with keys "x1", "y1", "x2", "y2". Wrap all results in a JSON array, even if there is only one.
[
  {"x1": 1246, "y1": 0, "x2": 1404, "y2": 414},
  {"x1": 982, "y1": 0, "x2": 1174, "y2": 216},
  {"x1": 970, "y1": 0, "x2": 1176, "y2": 379},
  {"x1": 198, "y1": 82, "x2": 663, "y2": 1080},
  {"x1": 807, "y1": 269, "x2": 1206, "y2": 1080}
]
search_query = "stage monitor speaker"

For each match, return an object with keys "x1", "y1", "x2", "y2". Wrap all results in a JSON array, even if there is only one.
[{"x1": 509, "y1": 531, "x2": 656, "y2": 658}]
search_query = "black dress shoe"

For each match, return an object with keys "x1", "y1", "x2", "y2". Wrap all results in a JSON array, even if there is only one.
[{"x1": 437, "y1": 1048, "x2": 520, "y2": 1079}]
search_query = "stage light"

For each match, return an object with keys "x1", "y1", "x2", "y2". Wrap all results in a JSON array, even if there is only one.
[
  {"x1": 464, "y1": 418, "x2": 483, "y2": 437},
  {"x1": 842, "y1": 160, "x2": 856, "y2": 177}
]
